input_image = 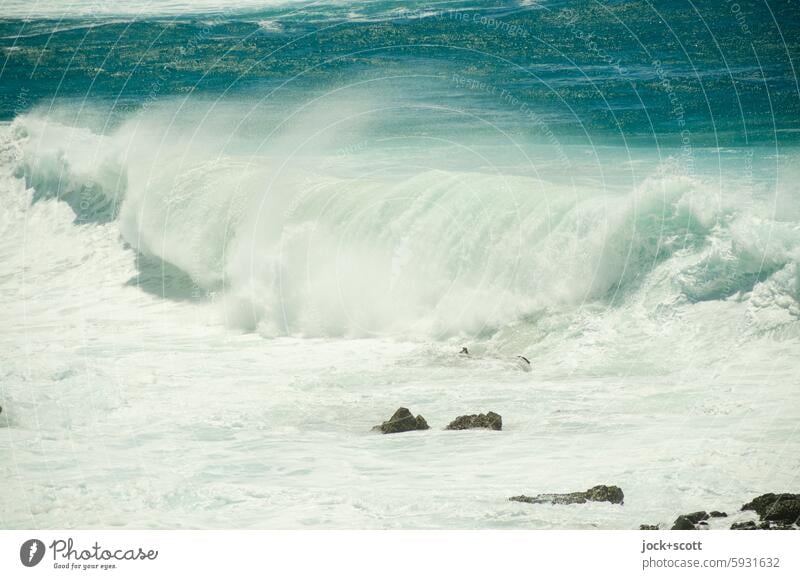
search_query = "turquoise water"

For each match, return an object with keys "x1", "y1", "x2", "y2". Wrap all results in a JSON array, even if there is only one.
[
  {"x1": 1, "y1": 1, "x2": 799, "y2": 529},
  {"x1": 2, "y1": 0, "x2": 798, "y2": 143}
]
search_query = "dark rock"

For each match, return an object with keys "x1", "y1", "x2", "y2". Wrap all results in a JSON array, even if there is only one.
[
  {"x1": 509, "y1": 484, "x2": 624, "y2": 506},
  {"x1": 373, "y1": 407, "x2": 429, "y2": 434},
  {"x1": 742, "y1": 493, "x2": 784, "y2": 514},
  {"x1": 761, "y1": 501, "x2": 800, "y2": 525},
  {"x1": 586, "y1": 485, "x2": 625, "y2": 504},
  {"x1": 731, "y1": 521, "x2": 758, "y2": 530},
  {"x1": 445, "y1": 411, "x2": 502, "y2": 431},
  {"x1": 459, "y1": 347, "x2": 469, "y2": 355},
  {"x1": 640, "y1": 524, "x2": 659, "y2": 530},
  {"x1": 671, "y1": 516, "x2": 697, "y2": 530},
  {"x1": 742, "y1": 493, "x2": 800, "y2": 525},
  {"x1": 709, "y1": 511, "x2": 727, "y2": 518}
]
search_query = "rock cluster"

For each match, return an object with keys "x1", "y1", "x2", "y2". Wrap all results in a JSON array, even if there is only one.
[
  {"x1": 445, "y1": 412, "x2": 502, "y2": 431},
  {"x1": 668, "y1": 510, "x2": 727, "y2": 530},
  {"x1": 509, "y1": 484, "x2": 624, "y2": 506},
  {"x1": 367, "y1": 407, "x2": 799, "y2": 531},
  {"x1": 659, "y1": 496, "x2": 800, "y2": 530},
  {"x1": 372, "y1": 408, "x2": 503, "y2": 433}
]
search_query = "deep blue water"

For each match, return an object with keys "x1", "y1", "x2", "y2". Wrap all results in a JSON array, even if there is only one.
[{"x1": 1, "y1": 0, "x2": 798, "y2": 146}]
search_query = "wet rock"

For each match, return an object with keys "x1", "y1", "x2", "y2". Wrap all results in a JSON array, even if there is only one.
[
  {"x1": 640, "y1": 524, "x2": 659, "y2": 530},
  {"x1": 509, "y1": 484, "x2": 624, "y2": 506},
  {"x1": 372, "y1": 407, "x2": 429, "y2": 434},
  {"x1": 742, "y1": 493, "x2": 800, "y2": 526},
  {"x1": 709, "y1": 511, "x2": 727, "y2": 518},
  {"x1": 731, "y1": 521, "x2": 758, "y2": 530},
  {"x1": 671, "y1": 516, "x2": 697, "y2": 530},
  {"x1": 586, "y1": 485, "x2": 625, "y2": 504},
  {"x1": 445, "y1": 412, "x2": 502, "y2": 431}
]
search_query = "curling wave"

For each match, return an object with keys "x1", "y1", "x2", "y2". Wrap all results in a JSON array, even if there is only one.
[{"x1": 6, "y1": 108, "x2": 800, "y2": 340}]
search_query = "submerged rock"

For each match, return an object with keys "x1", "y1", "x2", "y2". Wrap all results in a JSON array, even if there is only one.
[
  {"x1": 510, "y1": 492, "x2": 588, "y2": 505},
  {"x1": 640, "y1": 524, "x2": 659, "y2": 530},
  {"x1": 445, "y1": 412, "x2": 502, "y2": 431},
  {"x1": 684, "y1": 511, "x2": 710, "y2": 524},
  {"x1": 509, "y1": 484, "x2": 624, "y2": 506},
  {"x1": 742, "y1": 493, "x2": 800, "y2": 526},
  {"x1": 372, "y1": 407, "x2": 430, "y2": 434}
]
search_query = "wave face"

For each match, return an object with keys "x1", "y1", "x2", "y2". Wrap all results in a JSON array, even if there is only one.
[{"x1": 6, "y1": 100, "x2": 800, "y2": 342}]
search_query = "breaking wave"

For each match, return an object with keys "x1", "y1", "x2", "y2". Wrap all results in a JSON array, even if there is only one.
[{"x1": 5, "y1": 104, "x2": 800, "y2": 340}]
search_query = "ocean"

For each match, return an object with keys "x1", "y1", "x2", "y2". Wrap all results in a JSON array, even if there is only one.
[{"x1": 1, "y1": 0, "x2": 799, "y2": 529}]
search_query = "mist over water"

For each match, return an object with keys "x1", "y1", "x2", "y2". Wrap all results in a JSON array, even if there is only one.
[{"x1": 1, "y1": 0, "x2": 799, "y2": 529}]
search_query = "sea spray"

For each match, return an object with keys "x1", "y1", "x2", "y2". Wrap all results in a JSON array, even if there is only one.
[{"x1": 8, "y1": 104, "x2": 800, "y2": 339}]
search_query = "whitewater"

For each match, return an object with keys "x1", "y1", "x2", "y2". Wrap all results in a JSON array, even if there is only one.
[{"x1": 1, "y1": 0, "x2": 799, "y2": 529}]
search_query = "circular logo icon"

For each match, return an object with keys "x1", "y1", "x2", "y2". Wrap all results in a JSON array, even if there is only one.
[{"x1": 20, "y1": 539, "x2": 46, "y2": 567}]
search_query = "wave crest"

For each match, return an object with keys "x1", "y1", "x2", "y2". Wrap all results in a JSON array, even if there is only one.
[{"x1": 8, "y1": 109, "x2": 800, "y2": 339}]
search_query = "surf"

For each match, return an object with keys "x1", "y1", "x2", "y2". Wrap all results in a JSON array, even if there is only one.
[{"x1": 5, "y1": 99, "x2": 799, "y2": 343}]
